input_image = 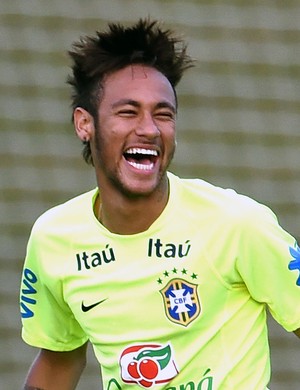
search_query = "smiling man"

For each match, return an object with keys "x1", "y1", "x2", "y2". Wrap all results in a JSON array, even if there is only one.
[
  {"x1": 74, "y1": 64, "x2": 177, "y2": 234},
  {"x1": 20, "y1": 19, "x2": 300, "y2": 390}
]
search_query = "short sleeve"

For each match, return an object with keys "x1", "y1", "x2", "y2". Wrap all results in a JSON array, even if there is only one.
[
  {"x1": 236, "y1": 203, "x2": 300, "y2": 332},
  {"x1": 20, "y1": 223, "x2": 88, "y2": 351}
]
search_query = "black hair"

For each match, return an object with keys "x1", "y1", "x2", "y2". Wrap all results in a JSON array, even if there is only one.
[{"x1": 68, "y1": 18, "x2": 194, "y2": 164}]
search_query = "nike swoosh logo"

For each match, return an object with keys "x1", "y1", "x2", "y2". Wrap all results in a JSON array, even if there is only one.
[{"x1": 81, "y1": 298, "x2": 107, "y2": 312}]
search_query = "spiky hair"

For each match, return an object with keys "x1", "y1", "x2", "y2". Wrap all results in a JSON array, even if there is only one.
[{"x1": 67, "y1": 18, "x2": 194, "y2": 164}]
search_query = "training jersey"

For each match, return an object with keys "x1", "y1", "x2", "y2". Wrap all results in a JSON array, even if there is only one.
[{"x1": 20, "y1": 172, "x2": 300, "y2": 389}]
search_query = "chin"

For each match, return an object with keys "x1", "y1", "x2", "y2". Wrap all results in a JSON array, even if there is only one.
[
  {"x1": 110, "y1": 168, "x2": 168, "y2": 197},
  {"x1": 120, "y1": 186, "x2": 157, "y2": 199},
  {"x1": 119, "y1": 178, "x2": 165, "y2": 198}
]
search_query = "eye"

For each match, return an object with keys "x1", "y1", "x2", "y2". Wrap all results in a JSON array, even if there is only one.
[
  {"x1": 119, "y1": 110, "x2": 136, "y2": 116},
  {"x1": 117, "y1": 109, "x2": 137, "y2": 117},
  {"x1": 155, "y1": 110, "x2": 175, "y2": 121}
]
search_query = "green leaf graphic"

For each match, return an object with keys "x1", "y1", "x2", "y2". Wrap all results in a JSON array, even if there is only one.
[{"x1": 136, "y1": 345, "x2": 171, "y2": 370}]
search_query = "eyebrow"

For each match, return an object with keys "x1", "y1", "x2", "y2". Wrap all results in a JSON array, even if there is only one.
[{"x1": 112, "y1": 99, "x2": 177, "y2": 113}]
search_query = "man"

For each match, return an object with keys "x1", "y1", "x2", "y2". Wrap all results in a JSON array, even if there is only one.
[{"x1": 20, "y1": 19, "x2": 300, "y2": 390}]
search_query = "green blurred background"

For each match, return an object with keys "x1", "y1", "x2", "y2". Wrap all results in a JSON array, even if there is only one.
[{"x1": 1, "y1": 0, "x2": 299, "y2": 388}]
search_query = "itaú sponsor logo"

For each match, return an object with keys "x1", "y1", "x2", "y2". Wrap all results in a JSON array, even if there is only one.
[
  {"x1": 76, "y1": 244, "x2": 115, "y2": 271},
  {"x1": 147, "y1": 238, "x2": 191, "y2": 259},
  {"x1": 119, "y1": 343, "x2": 178, "y2": 388}
]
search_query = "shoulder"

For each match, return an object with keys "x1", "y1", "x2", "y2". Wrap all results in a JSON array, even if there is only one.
[
  {"x1": 168, "y1": 172, "x2": 277, "y2": 226},
  {"x1": 31, "y1": 188, "x2": 97, "y2": 237}
]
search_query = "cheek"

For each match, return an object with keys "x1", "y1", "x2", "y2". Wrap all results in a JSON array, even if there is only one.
[
  {"x1": 162, "y1": 132, "x2": 176, "y2": 162},
  {"x1": 163, "y1": 127, "x2": 176, "y2": 146}
]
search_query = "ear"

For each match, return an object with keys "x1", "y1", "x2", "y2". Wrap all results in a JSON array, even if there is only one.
[{"x1": 73, "y1": 107, "x2": 94, "y2": 142}]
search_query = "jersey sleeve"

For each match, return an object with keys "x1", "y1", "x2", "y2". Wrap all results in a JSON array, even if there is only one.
[
  {"x1": 20, "y1": 222, "x2": 88, "y2": 351},
  {"x1": 236, "y1": 202, "x2": 300, "y2": 332}
]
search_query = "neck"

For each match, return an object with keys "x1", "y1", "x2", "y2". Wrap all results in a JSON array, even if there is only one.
[{"x1": 94, "y1": 182, "x2": 169, "y2": 235}]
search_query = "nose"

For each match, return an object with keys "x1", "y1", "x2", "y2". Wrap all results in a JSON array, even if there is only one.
[{"x1": 135, "y1": 113, "x2": 160, "y2": 139}]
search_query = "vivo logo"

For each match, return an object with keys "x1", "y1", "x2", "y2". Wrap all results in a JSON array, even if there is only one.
[{"x1": 20, "y1": 268, "x2": 38, "y2": 319}]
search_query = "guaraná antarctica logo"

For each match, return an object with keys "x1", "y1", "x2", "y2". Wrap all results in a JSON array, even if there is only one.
[{"x1": 119, "y1": 343, "x2": 179, "y2": 388}]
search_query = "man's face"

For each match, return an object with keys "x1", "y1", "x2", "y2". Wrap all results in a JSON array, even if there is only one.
[{"x1": 91, "y1": 64, "x2": 177, "y2": 198}]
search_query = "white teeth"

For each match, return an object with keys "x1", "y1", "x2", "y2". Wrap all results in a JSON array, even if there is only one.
[
  {"x1": 124, "y1": 148, "x2": 157, "y2": 171},
  {"x1": 125, "y1": 148, "x2": 158, "y2": 156},
  {"x1": 128, "y1": 161, "x2": 154, "y2": 170}
]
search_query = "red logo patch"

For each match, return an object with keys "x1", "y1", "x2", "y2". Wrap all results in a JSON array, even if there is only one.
[{"x1": 119, "y1": 343, "x2": 179, "y2": 388}]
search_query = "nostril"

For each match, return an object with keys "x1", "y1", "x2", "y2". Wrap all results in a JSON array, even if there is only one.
[{"x1": 135, "y1": 123, "x2": 160, "y2": 137}]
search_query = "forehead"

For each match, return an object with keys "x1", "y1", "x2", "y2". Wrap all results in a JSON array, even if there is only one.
[{"x1": 101, "y1": 65, "x2": 176, "y2": 105}]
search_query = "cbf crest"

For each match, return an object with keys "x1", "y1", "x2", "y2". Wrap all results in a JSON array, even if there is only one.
[{"x1": 158, "y1": 269, "x2": 201, "y2": 326}]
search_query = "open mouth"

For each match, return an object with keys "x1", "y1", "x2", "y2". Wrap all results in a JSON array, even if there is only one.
[{"x1": 123, "y1": 147, "x2": 159, "y2": 171}]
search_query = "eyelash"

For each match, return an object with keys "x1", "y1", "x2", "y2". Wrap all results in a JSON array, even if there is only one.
[
  {"x1": 118, "y1": 110, "x2": 136, "y2": 116},
  {"x1": 117, "y1": 110, "x2": 174, "y2": 120},
  {"x1": 156, "y1": 112, "x2": 174, "y2": 118}
]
